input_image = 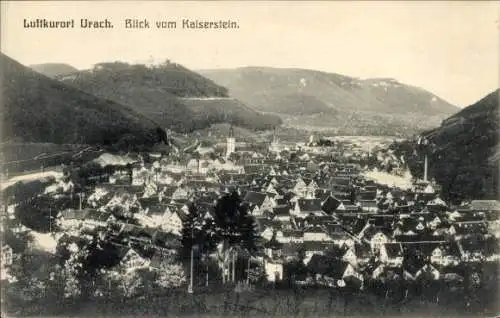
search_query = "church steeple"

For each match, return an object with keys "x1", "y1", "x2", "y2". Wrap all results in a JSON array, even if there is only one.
[{"x1": 226, "y1": 125, "x2": 236, "y2": 158}]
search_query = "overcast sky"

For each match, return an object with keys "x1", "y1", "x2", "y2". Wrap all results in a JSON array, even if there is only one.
[{"x1": 1, "y1": 1, "x2": 498, "y2": 107}]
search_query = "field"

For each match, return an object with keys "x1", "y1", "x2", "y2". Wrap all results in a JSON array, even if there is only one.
[{"x1": 1, "y1": 142, "x2": 102, "y2": 176}]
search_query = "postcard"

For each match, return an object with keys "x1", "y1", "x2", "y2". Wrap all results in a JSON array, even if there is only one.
[{"x1": 1, "y1": 1, "x2": 499, "y2": 317}]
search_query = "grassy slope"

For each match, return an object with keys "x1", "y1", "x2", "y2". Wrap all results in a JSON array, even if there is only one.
[
  {"x1": 199, "y1": 67, "x2": 459, "y2": 135},
  {"x1": 5, "y1": 284, "x2": 498, "y2": 317}
]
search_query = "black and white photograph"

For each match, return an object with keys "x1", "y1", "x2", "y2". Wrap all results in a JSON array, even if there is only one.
[{"x1": 0, "y1": 1, "x2": 499, "y2": 317}]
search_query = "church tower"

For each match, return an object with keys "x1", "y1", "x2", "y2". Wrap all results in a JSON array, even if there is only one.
[
  {"x1": 270, "y1": 127, "x2": 280, "y2": 152},
  {"x1": 226, "y1": 125, "x2": 236, "y2": 158}
]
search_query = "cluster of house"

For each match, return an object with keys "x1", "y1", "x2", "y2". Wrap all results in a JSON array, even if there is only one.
[
  {"x1": 2, "y1": 134, "x2": 499, "y2": 289},
  {"x1": 248, "y1": 173, "x2": 500, "y2": 287}
]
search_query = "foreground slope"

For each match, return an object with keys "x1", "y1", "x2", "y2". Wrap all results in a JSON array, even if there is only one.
[
  {"x1": 1, "y1": 54, "x2": 165, "y2": 149},
  {"x1": 58, "y1": 61, "x2": 281, "y2": 132},
  {"x1": 199, "y1": 67, "x2": 459, "y2": 135}
]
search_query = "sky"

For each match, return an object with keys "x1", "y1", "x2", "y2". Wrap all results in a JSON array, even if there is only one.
[{"x1": 1, "y1": 1, "x2": 498, "y2": 107}]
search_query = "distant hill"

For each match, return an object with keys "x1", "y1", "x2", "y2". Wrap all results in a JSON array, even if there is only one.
[
  {"x1": 58, "y1": 61, "x2": 281, "y2": 132},
  {"x1": 1, "y1": 54, "x2": 166, "y2": 151},
  {"x1": 199, "y1": 67, "x2": 459, "y2": 135},
  {"x1": 29, "y1": 63, "x2": 78, "y2": 78},
  {"x1": 392, "y1": 89, "x2": 499, "y2": 203}
]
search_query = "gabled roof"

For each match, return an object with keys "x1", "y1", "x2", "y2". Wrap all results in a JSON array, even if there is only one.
[
  {"x1": 244, "y1": 165, "x2": 264, "y2": 175},
  {"x1": 281, "y1": 229, "x2": 303, "y2": 238},
  {"x1": 470, "y1": 200, "x2": 500, "y2": 211},
  {"x1": 297, "y1": 199, "x2": 322, "y2": 212},
  {"x1": 85, "y1": 210, "x2": 112, "y2": 222},
  {"x1": 437, "y1": 241, "x2": 461, "y2": 257},
  {"x1": 395, "y1": 233, "x2": 446, "y2": 243},
  {"x1": 273, "y1": 205, "x2": 290, "y2": 217},
  {"x1": 60, "y1": 209, "x2": 89, "y2": 220},
  {"x1": 384, "y1": 243, "x2": 404, "y2": 258},
  {"x1": 360, "y1": 225, "x2": 391, "y2": 241},
  {"x1": 353, "y1": 243, "x2": 371, "y2": 259},
  {"x1": 359, "y1": 200, "x2": 378, "y2": 209},
  {"x1": 322, "y1": 196, "x2": 341, "y2": 214},
  {"x1": 303, "y1": 240, "x2": 332, "y2": 252},
  {"x1": 331, "y1": 177, "x2": 351, "y2": 186},
  {"x1": 315, "y1": 189, "x2": 331, "y2": 200},
  {"x1": 139, "y1": 196, "x2": 162, "y2": 209},
  {"x1": 146, "y1": 204, "x2": 169, "y2": 217},
  {"x1": 358, "y1": 191, "x2": 377, "y2": 201},
  {"x1": 153, "y1": 230, "x2": 181, "y2": 248},
  {"x1": 304, "y1": 224, "x2": 327, "y2": 234},
  {"x1": 243, "y1": 191, "x2": 267, "y2": 206}
]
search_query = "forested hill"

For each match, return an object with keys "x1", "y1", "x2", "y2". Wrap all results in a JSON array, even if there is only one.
[
  {"x1": 1, "y1": 53, "x2": 166, "y2": 151},
  {"x1": 391, "y1": 89, "x2": 499, "y2": 203},
  {"x1": 58, "y1": 61, "x2": 281, "y2": 132}
]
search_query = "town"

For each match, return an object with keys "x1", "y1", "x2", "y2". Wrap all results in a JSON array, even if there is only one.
[{"x1": 2, "y1": 128, "x2": 499, "y2": 315}]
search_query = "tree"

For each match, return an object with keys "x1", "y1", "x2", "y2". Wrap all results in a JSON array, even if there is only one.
[
  {"x1": 180, "y1": 203, "x2": 203, "y2": 261},
  {"x1": 212, "y1": 192, "x2": 258, "y2": 283},
  {"x1": 154, "y1": 263, "x2": 186, "y2": 289}
]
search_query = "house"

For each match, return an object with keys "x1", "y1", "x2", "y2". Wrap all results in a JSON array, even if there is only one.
[
  {"x1": 342, "y1": 243, "x2": 372, "y2": 268},
  {"x1": 331, "y1": 261, "x2": 364, "y2": 289},
  {"x1": 325, "y1": 223, "x2": 355, "y2": 247},
  {"x1": 470, "y1": 200, "x2": 500, "y2": 213},
  {"x1": 292, "y1": 178, "x2": 317, "y2": 198},
  {"x1": 358, "y1": 191, "x2": 377, "y2": 201},
  {"x1": 83, "y1": 210, "x2": 114, "y2": 229},
  {"x1": 263, "y1": 239, "x2": 284, "y2": 282},
  {"x1": 117, "y1": 247, "x2": 150, "y2": 272},
  {"x1": 276, "y1": 230, "x2": 303, "y2": 244},
  {"x1": 449, "y1": 221, "x2": 488, "y2": 239},
  {"x1": 457, "y1": 238, "x2": 487, "y2": 263},
  {"x1": 260, "y1": 227, "x2": 275, "y2": 241},
  {"x1": 150, "y1": 250, "x2": 172, "y2": 270},
  {"x1": 171, "y1": 186, "x2": 190, "y2": 201},
  {"x1": 273, "y1": 205, "x2": 291, "y2": 222},
  {"x1": 302, "y1": 241, "x2": 331, "y2": 264},
  {"x1": 335, "y1": 201, "x2": 360, "y2": 213},
  {"x1": 118, "y1": 224, "x2": 155, "y2": 246},
  {"x1": 58, "y1": 209, "x2": 89, "y2": 229},
  {"x1": 379, "y1": 243, "x2": 404, "y2": 267},
  {"x1": 144, "y1": 204, "x2": 171, "y2": 228},
  {"x1": 163, "y1": 208, "x2": 188, "y2": 234},
  {"x1": 430, "y1": 242, "x2": 461, "y2": 267},
  {"x1": 358, "y1": 200, "x2": 378, "y2": 213},
  {"x1": 415, "y1": 263, "x2": 440, "y2": 280},
  {"x1": 1, "y1": 244, "x2": 13, "y2": 268},
  {"x1": 292, "y1": 199, "x2": 324, "y2": 217},
  {"x1": 243, "y1": 191, "x2": 275, "y2": 216},
  {"x1": 358, "y1": 224, "x2": 391, "y2": 252},
  {"x1": 303, "y1": 225, "x2": 331, "y2": 241},
  {"x1": 152, "y1": 230, "x2": 181, "y2": 251},
  {"x1": 132, "y1": 165, "x2": 151, "y2": 186},
  {"x1": 321, "y1": 195, "x2": 341, "y2": 215}
]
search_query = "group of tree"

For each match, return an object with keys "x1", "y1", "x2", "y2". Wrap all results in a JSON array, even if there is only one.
[{"x1": 180, "y1": 191, "x2": 259, "y2": 284}]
